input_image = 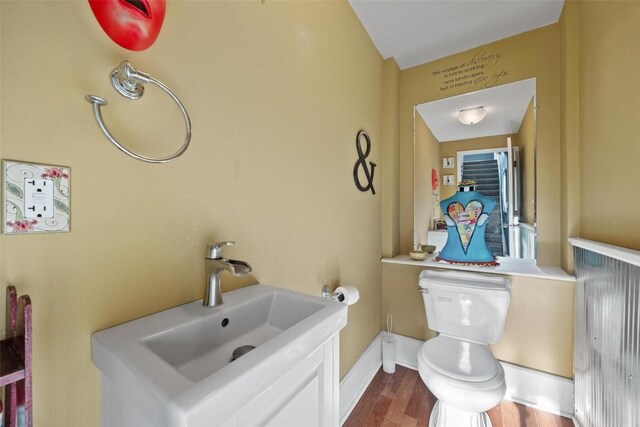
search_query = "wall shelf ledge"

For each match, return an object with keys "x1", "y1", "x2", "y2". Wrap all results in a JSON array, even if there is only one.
[{"x1": 381, "y1": 254, "x2": 575, "y2": 282}]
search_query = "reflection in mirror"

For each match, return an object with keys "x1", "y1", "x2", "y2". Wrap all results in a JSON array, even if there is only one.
[{"x1": 414, "y1": 78, "x2": 536, "y2": 261}]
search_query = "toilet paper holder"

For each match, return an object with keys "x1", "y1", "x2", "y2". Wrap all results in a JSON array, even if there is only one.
[
  {"x1": 321, "y1": 284, "x2": 359, "y2": 305},
  {"x1": 321, "y1": 285, "x2": 343, "y2": 301}
]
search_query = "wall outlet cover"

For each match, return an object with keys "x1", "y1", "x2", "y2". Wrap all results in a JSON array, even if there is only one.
[
  {"x1": 442, "y1": 157, "x2": 454, "y2": 168},
  {"x1": 2, "y1": 160, "x2": 71, "y2": 234},
  {"x1": 443, "y1": 175, "x2": 454, "y2": 185}
]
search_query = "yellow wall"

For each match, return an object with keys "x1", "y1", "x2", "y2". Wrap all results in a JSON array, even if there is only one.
[
  {"x1": 518, "y1": 100, "x2": 536, "y2": 224},
  {"x1": 559, "y1": 1, "x2": 581, "y2": 273},
  {"x1": 413, "y1": 114, "x2": 440, "y2": 246},
  {"x1": 578, "y1": 1, "x2": 640, "y2": 250},
  {"x1": 0, "y1": 2, "x2": 383, "y2": 426},
  {"x1": 382, "y1": 58, "x2": 401, "y2": 257},
  {"x1": 559, "y1": 0, "x2": 640, "y2": 265}
]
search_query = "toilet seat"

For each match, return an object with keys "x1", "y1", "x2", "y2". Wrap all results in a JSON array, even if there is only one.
[
  {"x1": 417, "y1": 337, "x2": 506, "y2": 414},
  {"x1": 420, "y1": 335, "x2": 498, "y2": 382}
]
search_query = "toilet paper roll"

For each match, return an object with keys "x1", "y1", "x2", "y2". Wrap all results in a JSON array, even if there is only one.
[{"x1": 335, "y1": 286, "x2": 360, "y2": 306}]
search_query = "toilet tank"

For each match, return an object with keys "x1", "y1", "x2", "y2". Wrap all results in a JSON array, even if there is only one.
[{"x1": 419, "y1": 270, "x2": 511, "y2": 344}]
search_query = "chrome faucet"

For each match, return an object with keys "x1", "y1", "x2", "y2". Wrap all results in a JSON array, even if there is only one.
[{"x1": 204, "y1": 241, "x2": 252, "y2": 307}]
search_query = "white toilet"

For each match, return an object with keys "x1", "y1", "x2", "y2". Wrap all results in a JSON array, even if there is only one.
[{"x1": 417, "y1": 270, "x2": 511, "y2": 427}]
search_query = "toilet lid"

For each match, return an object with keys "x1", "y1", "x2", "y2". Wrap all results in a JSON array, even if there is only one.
[{"x1": 419, "y1": 336, "x2": 498, "y2": 382}]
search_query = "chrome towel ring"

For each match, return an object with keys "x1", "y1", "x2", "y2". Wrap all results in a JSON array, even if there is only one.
[{"x1": 85, "y1": 61, "x2": 192, "y2": 164}]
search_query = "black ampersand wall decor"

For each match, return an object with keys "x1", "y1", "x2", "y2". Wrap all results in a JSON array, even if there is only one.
[{"x1": 353, "y1": 130, "x2": 376, "y2": 195}]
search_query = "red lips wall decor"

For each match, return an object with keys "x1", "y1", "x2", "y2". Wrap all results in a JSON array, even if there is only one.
[{"x1": 88, "y1": 0, "x2": 166, "y2": 51}]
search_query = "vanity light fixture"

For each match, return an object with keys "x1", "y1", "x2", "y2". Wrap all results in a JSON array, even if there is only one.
[{"x1": 458, "y1": 106, "x2": 487, "y2": 125}]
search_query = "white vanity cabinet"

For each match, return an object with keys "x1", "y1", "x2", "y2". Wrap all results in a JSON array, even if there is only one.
[
  {"x1": 223, "y1": 335, "x2": 339, "y2": 427},
  {"x1": 100, "y1": 334, "x2": 340, "y2": 427},
  {"x1": 93, "y1": 285, "x2": 347, "y2": 427}
]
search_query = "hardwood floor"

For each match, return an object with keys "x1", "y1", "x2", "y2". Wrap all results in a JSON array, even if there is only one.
[{"x1": 344, "y1": 366, "x2": 574, "y2": 427}]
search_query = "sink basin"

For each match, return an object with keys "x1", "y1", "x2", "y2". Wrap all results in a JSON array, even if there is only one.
[
  {"x1": 92, "y1": 284, "x2": 347, "y2": 427},
  {"x1": 143, "y1": 287, "x2": 331, "y2": 381}
]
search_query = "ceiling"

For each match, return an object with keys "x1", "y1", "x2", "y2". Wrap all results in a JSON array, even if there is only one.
[
  {"x1": 416, "y1": 78, "x2": 535, "y2": 142},
  {"x1": 348, "y1": 0, "x2": 564, "y2": 69}
]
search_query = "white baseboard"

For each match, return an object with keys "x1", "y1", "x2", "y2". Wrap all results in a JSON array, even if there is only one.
[
  {"x1": 501, "y1": 361, "x2": 574, "y2": 419},
  {"x1": 339, "y1": 332, "x2": 575, "y2": 424},
  {"x1": 338, "y1": 332, "x2": 383, "y2": 425},
  {"x1": 389, "y1": 333, "x2": 421, "y2": 369}
]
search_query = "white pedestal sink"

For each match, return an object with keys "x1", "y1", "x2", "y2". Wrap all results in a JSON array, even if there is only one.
[{"x1": 92, "y1": 284, "x2": 348, "y2": 427}]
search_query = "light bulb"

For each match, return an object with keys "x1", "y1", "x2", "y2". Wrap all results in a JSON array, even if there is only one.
[{"x1": 458, "y1": 106, "x2": 487, "y2": 125}]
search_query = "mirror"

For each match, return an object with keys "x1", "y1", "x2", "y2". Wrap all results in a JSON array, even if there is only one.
[{"x1": 413, "y1": 78, "x2": 536, "y2": 261}]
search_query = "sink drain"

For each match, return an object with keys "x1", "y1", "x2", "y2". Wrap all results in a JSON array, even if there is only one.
[{"x1": 231, "y1": 345, "x2": 255, "y2": 362}]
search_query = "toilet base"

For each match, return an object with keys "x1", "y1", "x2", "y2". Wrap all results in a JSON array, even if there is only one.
[{"x1": 429, "y1": 400, "x2": 493, "y2": 427}]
